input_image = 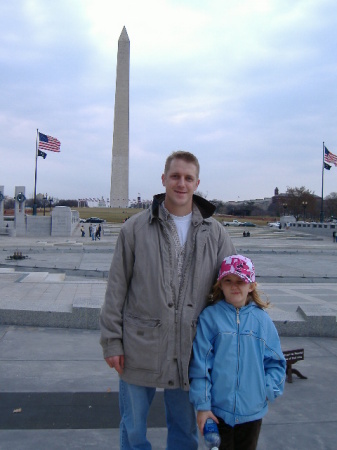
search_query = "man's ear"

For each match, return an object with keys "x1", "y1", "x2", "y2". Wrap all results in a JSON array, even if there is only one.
[
  {"x1": 161, "y1": 173, "x2": 166, "y2": 187},
  {"x1": 194, "y1": 179, "x2": 200, "y2": 191}
]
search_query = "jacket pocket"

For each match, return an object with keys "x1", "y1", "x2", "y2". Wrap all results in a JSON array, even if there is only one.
[{"x1": 123, "y1": 314, "x2": 162, "y2": 372}]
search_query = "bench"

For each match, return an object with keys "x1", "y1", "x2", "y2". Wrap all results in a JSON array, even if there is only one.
[{"x1": 283, "y1": 349, "x2": 307, "y2": 383}]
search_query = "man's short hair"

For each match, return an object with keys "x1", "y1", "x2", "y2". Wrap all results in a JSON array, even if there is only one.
[{"x1": 164, "y1": 151, "x2": 200, "y2": 178}]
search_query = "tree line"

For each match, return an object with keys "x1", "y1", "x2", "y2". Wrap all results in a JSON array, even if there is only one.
[
  {"x1": 3, "y1": 187, "x2": 337, "y2": 220},
  {"x1": 210, "y1": 187, "x2": 337, "y2": 220},
  {"x1": 3, "y1": 196, "x2": 79, "y2": 209}
]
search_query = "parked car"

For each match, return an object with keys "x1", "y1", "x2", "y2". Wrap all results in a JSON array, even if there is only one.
[
  {"x1": 79, "y1": 218, "x2": 86, "y2": 223},
  {"x1": 85, "y1": 217, "x2": 105, "y2": 223},
  {"x1": 269, "y1": 221, "x2": 281, "y2": 228},
  {"x1": 239, "y1": 222, "x2": 256, "y2": 227},
  {"x1": 222, "y1": 219, "x2": 242, "y2": 226}
]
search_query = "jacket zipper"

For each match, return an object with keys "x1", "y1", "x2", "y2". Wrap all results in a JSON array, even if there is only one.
[
  {"x1": 161, "y1": 219, "x2": 179, "y2": 361},
  {"x1": 234, "y1": 307, "x2": 240, "y2": 415},
  {"x1": 176, "y1": 222, "x2": 198, "y2": 385}
]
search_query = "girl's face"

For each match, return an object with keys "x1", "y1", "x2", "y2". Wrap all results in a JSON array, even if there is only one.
[{"x1": 220, "y1": 274, "x2": 254, "y2": 308}]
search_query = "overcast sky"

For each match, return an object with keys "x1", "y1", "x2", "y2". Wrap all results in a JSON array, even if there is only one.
[{"x1": 1, "y1": 0, "x2": 336, "y2": 204}]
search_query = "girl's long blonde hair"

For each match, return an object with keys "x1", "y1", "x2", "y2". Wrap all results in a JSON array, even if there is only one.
[{"x1": 209, "y1": 279, "x2": 270, "y2": 309}]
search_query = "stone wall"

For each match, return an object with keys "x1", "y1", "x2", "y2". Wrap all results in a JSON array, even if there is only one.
[
  {"x1": 26, "y1": 215, "x2": 52, "y2": 236},
  {"x1": 51, "y1": 206, "x2": 75, "y2": 237},
  {"x1": 289, "y1": 221, "x2": 337, "y2": 238}
]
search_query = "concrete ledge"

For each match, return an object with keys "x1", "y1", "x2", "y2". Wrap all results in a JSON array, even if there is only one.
[
  {"x1": 0, "y1": 265, "x2": 109, "y2": 278},
  {"x1": 0, "y1": 310, "x2": 76, "y2": 329},
  {"x1": 0, "y1": 308, "x2": 100, "y2": 331},
  {"x1": 1, "y1": 303, "x2": 337, "y2": 336},
  {"x1": 273, "y1": 305, "x2": 337, "y2": 337},
  {"x1": 257, "y1": 276, "x2": 337, "y2": 283},
  {"x1": 72, "y1": 298, "x2": 101, "y2": 329},
  {"x1": 3, "y1": 266, "x2": 337, "y2": 282}
]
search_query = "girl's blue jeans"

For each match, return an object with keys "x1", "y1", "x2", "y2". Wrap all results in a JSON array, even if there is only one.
[{"x1": 119, "y1": 379, "x2": 198, "y2": 450}]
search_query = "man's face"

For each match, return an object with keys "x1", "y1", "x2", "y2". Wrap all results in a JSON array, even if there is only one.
[{"x1": 161, "y1": 158, "x2": 200, "y2": 216}]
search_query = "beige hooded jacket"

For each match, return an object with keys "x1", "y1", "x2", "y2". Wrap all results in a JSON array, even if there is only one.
[{"x1": 100, "y1": 193, "x2": 236, "y2": 390}]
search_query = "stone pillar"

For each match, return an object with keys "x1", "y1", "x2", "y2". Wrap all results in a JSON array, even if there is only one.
[
  {"x1": 51, "y1": 206, "x2": 72, "y2": 236},
  {"x1": 14, "y1": 186, "x2": 26, "y2": 236},
  {"x1": 110, "y1": 27, "x2": 130, "y2": 208}
]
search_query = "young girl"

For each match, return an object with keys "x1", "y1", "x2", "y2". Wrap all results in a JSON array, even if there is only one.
[{"x1": 189, "y1": 254, "x2": 286, "y2": 450}]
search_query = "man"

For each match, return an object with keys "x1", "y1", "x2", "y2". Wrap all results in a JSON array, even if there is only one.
[{"x1": 100, "y1": 151, "x2": 235, "y2": 449}]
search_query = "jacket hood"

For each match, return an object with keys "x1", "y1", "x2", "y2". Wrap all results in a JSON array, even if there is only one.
[{"x1": 151, "y1": 193, "x2": 216, "y2": 220}]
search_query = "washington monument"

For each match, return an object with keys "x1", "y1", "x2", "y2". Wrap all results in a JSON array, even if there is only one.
[{"x1": 110, "y1": 27, "x2": 130, "y2": 208}]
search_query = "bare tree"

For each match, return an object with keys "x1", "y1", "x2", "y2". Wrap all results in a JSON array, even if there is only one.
[
  {"x1": 324, "y1": 192, "x2": 337, "y2": 219},
  {"x1": 283, "y1": 186, "x2": 318, "y2": 220}
]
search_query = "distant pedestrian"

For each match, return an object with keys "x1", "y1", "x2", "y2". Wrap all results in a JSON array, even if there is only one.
[
  {"x1": 80, "y1": 225, "x2": 85, "y2": 237},
  {"x1": 89, "y1": 224, "x2": 92, "y2": 238},
  {"x1": 189, "y1": 254, "x2": 286, "y2": 450},
  {"x1": 96, "y1": 224, "x2": 101, "y2": 240},
  {"x1": 92, "y1": 224, "x2": 97, "y2": 240},
  {"x1": 333, "y1": 231, "x2": 336, "y2": 243}
]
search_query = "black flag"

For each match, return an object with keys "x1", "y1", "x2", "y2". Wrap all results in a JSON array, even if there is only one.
[{"x1": 38, "y1": 150, "x2": 47, "y2": 159}]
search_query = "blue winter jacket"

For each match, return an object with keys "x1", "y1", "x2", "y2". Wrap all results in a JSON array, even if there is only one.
[{"x1": 189, "y1": 300, "x2": 286, "y2": 427}]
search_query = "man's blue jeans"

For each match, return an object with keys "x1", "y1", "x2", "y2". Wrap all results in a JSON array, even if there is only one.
[{"x1": 119, "y1": 379, "x2": 198, "y2": 450}]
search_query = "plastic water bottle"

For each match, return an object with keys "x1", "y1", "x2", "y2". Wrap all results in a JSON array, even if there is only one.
[{"x1": 203, "y1": 418, "x2": 221, "y2": 449}]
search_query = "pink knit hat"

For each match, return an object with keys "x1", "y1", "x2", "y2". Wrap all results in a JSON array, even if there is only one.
[{"x1": 218, "y1": 255, "x2": 255, "y2": 283}]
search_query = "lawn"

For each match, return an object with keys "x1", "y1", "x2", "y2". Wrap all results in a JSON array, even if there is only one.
[
  {"x1": 7, "y1": 206, "x2": 276, "y2": 225},
  {"x1": 73, "y1": 207, "x2": 143, "y2": 223},
  {"x1": 74, "y1": 209, "x2": 274, "y2": 225}
]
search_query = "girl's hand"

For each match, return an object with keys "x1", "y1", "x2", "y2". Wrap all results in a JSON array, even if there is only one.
[{"x1": 196, "y1": 410, "x2": 219, "y2": 435}]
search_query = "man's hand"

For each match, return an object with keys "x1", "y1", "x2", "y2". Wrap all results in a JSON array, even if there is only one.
[
  {"x1": 105, "y1": 355, "x2": 125, "y2": 375},
  {"x1": 196, "y1": 410, "x2": 219, "y2": 435}
]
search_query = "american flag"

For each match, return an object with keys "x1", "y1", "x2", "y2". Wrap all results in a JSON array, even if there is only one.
[
  {"x1": 38, "y1": 132, "x2": 61, "y2": 152},
  {"x1": 324, "y1": 146, "x2": 337, "y2": 166}
]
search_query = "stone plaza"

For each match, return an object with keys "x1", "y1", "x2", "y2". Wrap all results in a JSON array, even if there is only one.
[{"x1": 0, "y1": 223, "x2": 336, "y2": 449}]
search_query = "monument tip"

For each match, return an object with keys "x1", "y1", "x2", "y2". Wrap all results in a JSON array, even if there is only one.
[{"x1": 119, "y1": 26, "x2": 129, "y2": 41}]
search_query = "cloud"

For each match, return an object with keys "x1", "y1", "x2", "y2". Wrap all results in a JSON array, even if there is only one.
[{"x1": 1, "y1": 0, "x2": 337, "y2": 204}]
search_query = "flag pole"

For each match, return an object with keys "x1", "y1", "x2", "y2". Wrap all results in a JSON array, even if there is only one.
[
  {"x1": 33, "y1": 129, "x2": 39, "y2": 216},
  {"x1": 320, "y1": 141, "x2": 325, "y2": 223}
]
